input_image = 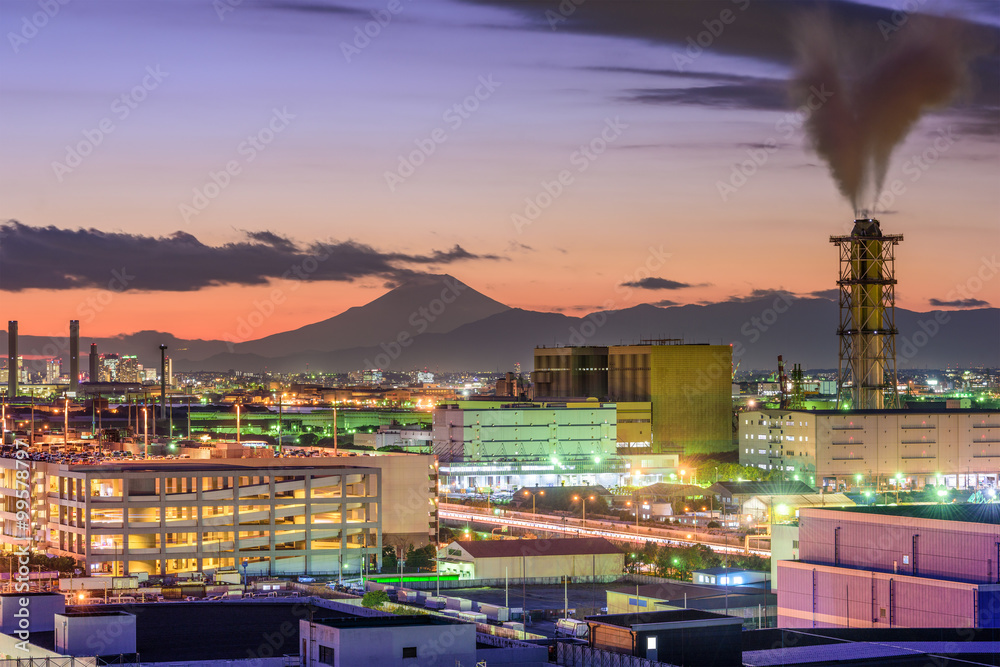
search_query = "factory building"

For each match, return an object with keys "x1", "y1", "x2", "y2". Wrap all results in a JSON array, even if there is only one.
[
  {"x1": 777, "y1": 504, "x2": 1000, "y2": 628},
  {"x1": 739, "y1": 408, "x2": 1000, "y2": 490},
  {"x1": 0, "y1": 458, "x2": 386, "y2": 577},
  {"x1": 534, "y1": 342, "x2": 732, "y2": 456}
]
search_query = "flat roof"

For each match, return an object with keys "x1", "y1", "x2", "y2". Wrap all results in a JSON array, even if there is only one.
[
  {"x1": 452, "y1": 537, "x2": 622, "y2": 559},
  {"x1": 62, "y1": 460, "x2": 375, "y2": 473},
  {"x1": 58, "y1": 610, "x2": 134, "y2": 618},
  {"x1": 588, "y1": 609, "x2": 740, "y2": 628},
  {"x1": 313, "y1": 615, "x2": 464, "y2": 629},
  {"x1": 693, "y1": 567, "x2": 766, "y2": 576},
  {"x1": 808, "y1": 503, "x2": 1000, "y2": 525},
  {"x1": 60, "y1": 602, "x2": 355, "y2": 661}
]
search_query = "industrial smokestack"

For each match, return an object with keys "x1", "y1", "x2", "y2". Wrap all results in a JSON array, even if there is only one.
[
  {"x1": 89, "y1": 343, "x2": 99, "y2": 383},
  {"x1": 831, "y1": 219, "x2": 903, "y2": 409},
  {"x1": 6, "y1": 321, "x2": 17, "y2": 399},
  {"x1": 160, "y1": 344, "x2": 168, "y2": 430},
  {"x1": 69, "y1": 320, "x2": 80, "y2": 392}
]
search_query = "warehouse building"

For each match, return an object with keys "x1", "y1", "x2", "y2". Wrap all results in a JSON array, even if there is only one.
[
  {"x1": 776, "y1": 504, "x2": 1000, "y2": 628},
  {"x1": 739, "y1": 408, "x2": 1000, "y2": 490},
  {"x1": 436, "y1": 537, "x2": 624, "y2": 581}
]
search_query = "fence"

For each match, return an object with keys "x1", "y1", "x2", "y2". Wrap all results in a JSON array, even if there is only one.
[
  {"x1": 556, "y1": 643, "x2": 680, "y2": 667},
  {"x1": 402, "y1": 575, "x2": 621, "y2": 591},
  {"x1": 0, "y1": 659, "x2": 141, "y2": 667}
]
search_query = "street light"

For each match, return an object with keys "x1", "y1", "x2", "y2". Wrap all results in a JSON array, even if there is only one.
[
  {"x1": 523, "y1": 489, "x2": 544, "y2": 514},
  {"x1": 572, "y1": 494, "x2": 595, "y2": 527}
]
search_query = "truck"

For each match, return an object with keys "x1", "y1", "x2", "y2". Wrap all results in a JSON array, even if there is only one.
[
  {"x1": 476, "y1": 602, "x2": 510, "y2": 623},
  {"x1": 554, "y1": 618, "x2": 589, "y2": 639}
]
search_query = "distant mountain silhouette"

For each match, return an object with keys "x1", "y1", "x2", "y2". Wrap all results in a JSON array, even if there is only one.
[
  {"x1": 2, "y1": 276, "x2": 996, "y2": 374},
  {"x1": 230, "y1": 273, "x2": 509, "y2": 357}
]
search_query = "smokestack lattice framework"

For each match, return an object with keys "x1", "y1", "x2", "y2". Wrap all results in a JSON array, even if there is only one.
[{"x1": 830, "y1": 219, "x2": 902, "y2": 410}]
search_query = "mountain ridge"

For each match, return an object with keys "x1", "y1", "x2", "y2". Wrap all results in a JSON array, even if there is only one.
[{"x1": 1, "y1": 274, "x2": 996, "y2": 373}]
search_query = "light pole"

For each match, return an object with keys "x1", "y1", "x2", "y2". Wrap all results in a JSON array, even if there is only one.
[
  {"x1": 573, "y1": 494, "x2": 595, "y2": 527},
  {"x1": 522, "y1": 489, "x2": 544, "y2": 514},
  {"x1": 63, "y1": 397, "x2": 69, "y2": 447},
  {"x1": 142, "y1": 407, "x2": 148, "y2": 456},
  {"x1": 236, "y1": 401, "x2": 241, "y2": 445}
]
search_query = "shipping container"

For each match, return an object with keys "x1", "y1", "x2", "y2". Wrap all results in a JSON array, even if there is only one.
[
  {"x1": 477, "y1": 602, "x2": 510, "y2": 622},
  {"x1": 458, "y1": 611, "x2": 487, "y2": 624},
  {"x1": 445, "y1": 596, "x2": 472, "y2": 611}
]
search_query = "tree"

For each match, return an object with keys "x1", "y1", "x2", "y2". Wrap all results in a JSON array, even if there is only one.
[
  {"x1": 362, "y1": 590, "x2": 390, "y2": 609},
  {"x1": 381, "y1": 546, "x2": 398, "y2": 572},
  {"x1": 406, "y1": 544, "x2": 435, "y2": 570}
]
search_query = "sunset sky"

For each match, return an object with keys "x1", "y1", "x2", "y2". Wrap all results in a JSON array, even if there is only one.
[{"x1": 1, "y1": 0, "x2": 997, "y2": 343}]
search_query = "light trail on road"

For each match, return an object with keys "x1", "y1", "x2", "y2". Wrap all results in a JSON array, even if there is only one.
[{"x1": 439, "y1": 508, "x2": 770, "y2": 556}]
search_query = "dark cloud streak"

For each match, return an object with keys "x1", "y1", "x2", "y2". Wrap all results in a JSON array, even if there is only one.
[{"x1": 0, "y1": 222, "x2": 498, "y2": 292}]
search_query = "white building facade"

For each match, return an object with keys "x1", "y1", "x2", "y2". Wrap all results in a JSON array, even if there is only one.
[{"x1": 739, "y1": 409, "x2": 1000, "y2": 490}]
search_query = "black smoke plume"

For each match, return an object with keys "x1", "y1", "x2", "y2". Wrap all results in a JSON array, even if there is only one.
[{"x1": 791, "y1": 13, "x2": 968, "y2": 214}]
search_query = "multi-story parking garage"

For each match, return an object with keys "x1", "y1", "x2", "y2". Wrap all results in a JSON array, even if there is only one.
[{"x1": 0, "y1": 458, "x2": 384, "y2": 577}]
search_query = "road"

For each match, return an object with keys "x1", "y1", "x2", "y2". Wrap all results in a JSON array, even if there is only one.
[{"x1": 439, "y1": 503, "x2": 770, "y2": 556}]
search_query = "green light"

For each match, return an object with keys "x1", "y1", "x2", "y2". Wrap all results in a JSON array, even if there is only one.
[
  {"x1": 594, "y1": 456, "x2": 601, "y2": 464},
  {"x1": 776, "y1": 504, "x2": 789, "y2": 515},
  {"x1": 855, "y1": 474, "x2": 862, "y2": 482},
  {"x1": 937, "y1": 489, "x2": 947, "y2": 497}
]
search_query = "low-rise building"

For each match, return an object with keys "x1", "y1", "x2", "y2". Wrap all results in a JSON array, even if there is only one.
[
  {"x1": 436, "y1": 537, "x2": 624, "y2": 581},
  {"x1": 300, "y1": 615, "x2": 477, "y2": 667}
]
